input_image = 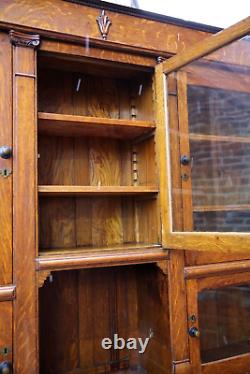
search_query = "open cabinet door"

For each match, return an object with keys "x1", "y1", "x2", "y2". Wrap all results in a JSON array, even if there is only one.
[{"x1": 155, "y1": 16, "x2": 250, "y2": 253}]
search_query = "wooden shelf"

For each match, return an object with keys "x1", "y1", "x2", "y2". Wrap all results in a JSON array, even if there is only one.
[
  {"x1": 38, "y1": 185, "x2": 159, "y2": 196},
  {"x1": 194, "y1": 204, "x2": 250, "y2": 212},
  {"x1": 190, "y1": 133, "x2": 250, "y2": 144},
  {"x1": 37, "y1": 244, "x2": 167, "y2": 271},
  {"x1": 38, "y1": 112, "x2": 155, "y2": 139}
]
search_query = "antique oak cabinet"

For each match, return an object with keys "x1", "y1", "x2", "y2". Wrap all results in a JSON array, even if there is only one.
[{"x1": 0, "y1": 1, "x2": 249, "y2": 373}]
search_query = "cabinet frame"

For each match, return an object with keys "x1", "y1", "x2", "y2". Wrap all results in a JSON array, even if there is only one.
[{"x1": 155, "y1": 17, "x2": 250, "y2": 252}]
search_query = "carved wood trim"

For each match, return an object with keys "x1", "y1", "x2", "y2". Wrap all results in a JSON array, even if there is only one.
[
  {"x1": 96, "y1": 10, "x2": 112, "y2": 40},
  {"x1": 156, "y1": 260, "x2": 168, "y2": 275},
  {"x1": 38, "y1": 271, "x2": 52, "y2": 288},
  {"x1": 9, "y1": 30, "x2": 40, "y2": 48},
  {"x1": 0, "y1": 285, "x2": 16, "y2": 301}
]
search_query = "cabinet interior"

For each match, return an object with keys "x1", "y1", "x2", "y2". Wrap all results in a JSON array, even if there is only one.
[
  {"x1": 37, "y1": 55, "x2": 160, "y2": 254},
  {"x1": 39, "y1": 264, "x2": 171, "y2": 374}
]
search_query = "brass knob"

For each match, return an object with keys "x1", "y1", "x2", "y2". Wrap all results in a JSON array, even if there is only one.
[
  {"x1": 188, "y1": 327, "x2": 200, "y2": 338},
  {"x1": 0, "y1": 361, "x2": 12, "y2": 374},
  {"x1": 0, "y1": 146, "x2": 12, "y2": 159}
]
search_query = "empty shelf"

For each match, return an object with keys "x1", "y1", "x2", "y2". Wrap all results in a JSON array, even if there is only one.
[
  {"x1": 38, "y1": 185, "x2": 159, "y2": 196},
  {"x1": 38, "y1": 112, "x2": 155, "y2": 139}
]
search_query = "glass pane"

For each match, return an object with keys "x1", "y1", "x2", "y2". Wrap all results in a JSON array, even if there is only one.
[
  {"x1": 169, "y1": 34, "x2": 250, "y2": 232},
  {"x1": 188, "y1": 86, "x2": 250, "y2": 136},
  {"x1": 190, "y1": 141, "x2": 250, "y2": 207},
  {"x1": 198, "y1": 284, "x2": 250, "y2": 363}
]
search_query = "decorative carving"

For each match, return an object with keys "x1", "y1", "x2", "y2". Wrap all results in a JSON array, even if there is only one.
[
  {"x1": 96, "y1": 10, "x2": 112, "y2": 40},
  {"x1": 156, "y1": 261, "x2": 168, "y2": 275},
  {"x1": 9, "y1": 30, "x2": 40, "y2": 48},
  {"x1": 38, "y1": 271, "x2": 52, "y2": 288}
]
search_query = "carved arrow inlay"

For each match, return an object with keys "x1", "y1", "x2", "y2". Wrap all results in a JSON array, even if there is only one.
[{"x1": 96, "y1": 10, "x2": 112, "y2": 40}]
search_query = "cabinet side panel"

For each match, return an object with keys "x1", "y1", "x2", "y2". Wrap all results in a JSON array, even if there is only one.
[
  {"x1": 12, "y1": 40, "x2": 38, "y2": 373},
  {"x1": 0, "y1": 32, "x2": 12, "y2": 284}
]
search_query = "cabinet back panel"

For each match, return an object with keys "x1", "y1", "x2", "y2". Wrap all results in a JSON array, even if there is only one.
[
  {"x1": 38, "y1": 68, "x2": 153, "y2": 121},
  {"x1": 39, "y1": 135, "x2": 131, "y2": 186},
  {"x1": 39, "y1": 265, "x2": 171, "y2": 374},
  {"x1": 39, "y1": 197, "x2": 159, "y2": 250},
  {"x1": 39, "y1": 135, "x2": 156, "y2": 187}
]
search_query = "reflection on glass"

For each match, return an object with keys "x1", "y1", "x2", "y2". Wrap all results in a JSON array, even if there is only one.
[
  {"x1": 194, "y1": 211, "x2": 250, "y2": 232},
  {"x1": 199, "y1": 285, "x2": 250, "y2": 363},
  {"x1": 188, "y1": 86, "x2": 250, "y2": 136},
  {"x1": 169, "y1": 34, "x2": 250, "y2": 232}
]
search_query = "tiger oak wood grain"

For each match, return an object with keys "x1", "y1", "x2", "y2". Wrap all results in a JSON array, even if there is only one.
[
  {"x1": 12, "y1": 33, "x2": 39, "y2": 374},
  {"x1": 0, "y1": 32, "x2": 12, "y2": 285},
  {"x1": 0, "y1": 0, "x2": 211, "y2": 57},
  {"x1": 0, "y1": 302, "x2": 12, "y2": 365}
]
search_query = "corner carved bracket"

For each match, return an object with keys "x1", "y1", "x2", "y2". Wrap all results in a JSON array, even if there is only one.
[
  {"x1": 9, "y1": 30, "x2": 40, "y2": 48},
  {"x1": 96, "y1": 10, "x2": 112, "y2": 40},
  {"x1": 38, "y1": 270, "x2": 52, "y2": 288},
  {"x1": 156, "y1": 260, "x2": 168, "y2": 275}
]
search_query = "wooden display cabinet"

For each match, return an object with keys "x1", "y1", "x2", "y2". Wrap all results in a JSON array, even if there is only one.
[
  {"x1": 35, "y1": 43, "x2": 172, "y2": 373},
  {"x1": 36, "y1": 53, "x2": 169, "y2": 374}
]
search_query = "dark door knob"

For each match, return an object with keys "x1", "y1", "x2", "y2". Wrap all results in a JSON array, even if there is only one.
[
  {"x1": 0, "y1": 146, "x2": 12, "y2": 159},
  {"x1": 189, "y1": 327, "x2": 200, "y2": 338},
  {"x1": 0, "y1": 361, "x2": 12, "y2": 374},
  {"x1": 180, "y1": 155, "x2": 190, "y2": 166}
]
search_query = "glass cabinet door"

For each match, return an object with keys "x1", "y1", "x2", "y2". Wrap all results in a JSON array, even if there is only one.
[
  {"x1": 156, "y1": 17, "x2": 250, "y2": 252},
  {"x1": 186, "y1": 273, "x2": 250, "y2": 374}
]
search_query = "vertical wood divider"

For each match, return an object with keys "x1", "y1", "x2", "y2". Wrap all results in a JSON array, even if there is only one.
[
  {"x1": 10, "y1": 30, "x2": 40, "y2": 374},
  {"x1": 0, "y1": 32, "x2": 13, "y2": 285},
  {"x1": 155, "y1": 65, "x2": 190, "y2": 367}
]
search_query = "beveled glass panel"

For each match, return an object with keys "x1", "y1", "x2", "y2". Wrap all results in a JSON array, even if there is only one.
[{"x1": 198, "y1": 284, "x2": 250, "y2": 363}]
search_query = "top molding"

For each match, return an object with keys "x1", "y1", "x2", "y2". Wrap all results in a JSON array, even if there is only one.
[
  {"x1": 9, "y1": 30, "x2": 40, "y2": 48},
  {"x1": 65, "y1": 0, "x2": 222, "y2": 33}
]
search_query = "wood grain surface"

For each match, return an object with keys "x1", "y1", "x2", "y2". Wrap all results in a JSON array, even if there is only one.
[
  {"x1": 0, "y1": 0, "x2": 211, "y2": 57},
  {"x1": 39, "y1": 265, "x2": 171, "y2": 373},
  {"x1": 12, "y1": 34, "x2": 39, "y2": 374},
  {"x1": 0, "y1": 32, "x2": 12, "y2": 285},
  {"x1": 0, "y1": 301, "x2": 12, "y2": 365}
]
